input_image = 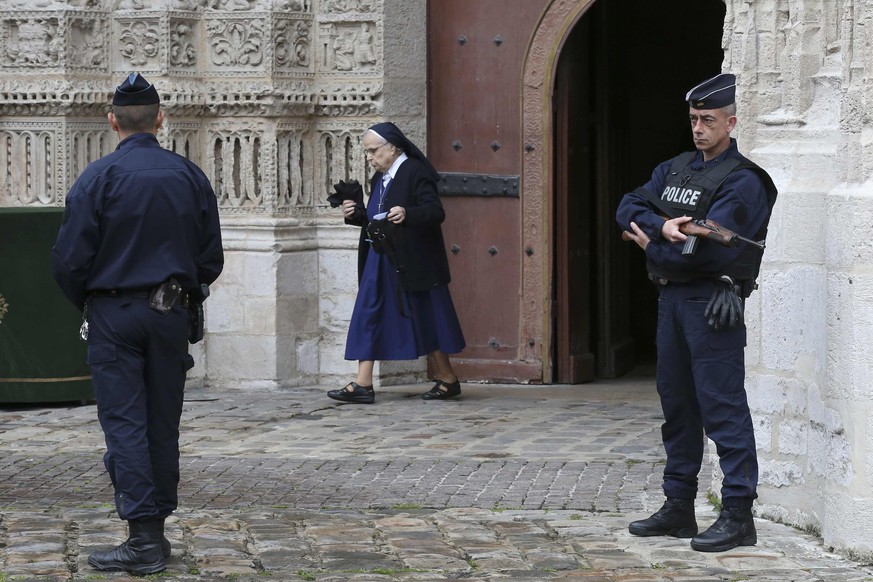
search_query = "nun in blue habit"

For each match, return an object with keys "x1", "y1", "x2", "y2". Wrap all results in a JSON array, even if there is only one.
[{"x1": 327, "y1": 122, "x2": 466, "y2": 404}]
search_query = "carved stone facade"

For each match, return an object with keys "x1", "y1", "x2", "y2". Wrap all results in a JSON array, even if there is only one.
[{"x1": 0, "y1": 0, "x2": 428, "y2": 389}]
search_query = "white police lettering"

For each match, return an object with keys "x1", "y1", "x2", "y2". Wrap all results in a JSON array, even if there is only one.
[{"x1": 660, "y1": 186, "x2": 701, "y2": 207}]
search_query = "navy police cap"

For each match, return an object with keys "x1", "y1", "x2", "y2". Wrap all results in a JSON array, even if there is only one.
[
  {"x1": 112, "y1": 73, "x2": 160, "y2": 106},
  {"x1": 685, "y1": 73, "x2": 735, "y2": 110}
]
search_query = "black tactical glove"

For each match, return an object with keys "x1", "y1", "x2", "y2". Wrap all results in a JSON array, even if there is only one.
[
  {"x1": 327, "y1": 179, "x2": 364, "y2": 208},
  {"x1": 704, "y1": 275, "x2": 744, "y2": 331}
]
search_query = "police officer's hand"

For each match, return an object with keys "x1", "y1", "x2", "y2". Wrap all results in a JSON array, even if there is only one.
[
  {"x1": 661, "y1": 216, "x2": 693, "y2": 243},
  {"x1": 624, "y1": 221, "x2": 650, "y2": 250}
]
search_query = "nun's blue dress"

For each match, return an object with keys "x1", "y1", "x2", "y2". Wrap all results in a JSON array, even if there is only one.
[{"x1": 345, "y1": 179, "x2": 465, "y2": 361}]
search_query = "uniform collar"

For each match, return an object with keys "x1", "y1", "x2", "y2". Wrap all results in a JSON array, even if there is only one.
[
  {"x1": 115, "y1": 132, "x2": 161, "y2": 150},
  {"x1": 693, "y1": 138, "x2": 738, "y2": 169}
]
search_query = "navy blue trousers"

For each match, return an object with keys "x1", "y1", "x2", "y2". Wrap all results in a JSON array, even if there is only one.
[
  {"x1": 86, "y1": 296, "x2": 193, "y2": 521},
  {"x1": 655, "y1": 280, "x2": 758, "y2": 503}
]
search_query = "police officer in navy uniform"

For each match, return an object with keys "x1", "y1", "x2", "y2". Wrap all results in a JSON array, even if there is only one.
[
  {"x1": 616, "y1": 73, "x2": 777, "y2": 552},
  {"x1": 51, "y1": 73, "x2": 223, "y2": 574}
]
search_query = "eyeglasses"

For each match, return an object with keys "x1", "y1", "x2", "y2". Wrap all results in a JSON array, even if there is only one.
[{"x1": 364, "y1": 142, "x2": 389, "y2": 156}]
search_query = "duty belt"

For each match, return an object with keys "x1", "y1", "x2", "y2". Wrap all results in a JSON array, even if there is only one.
[
  {"x1": 648, "y1": 273, "x2": 670, "y2": 286},
  {"x1": 89, "y1": 287, "x2": 190, "y2": 307},
  {"x1": 89, "y1": 288, "x2": 151, "y2": 299}
]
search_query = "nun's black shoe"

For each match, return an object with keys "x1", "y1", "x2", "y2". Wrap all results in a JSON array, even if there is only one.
[
  {"x1": 327, "y1": 382, "x2": 375, "y2": 404},
  {"x1": 422, "y1": 379, "x2": 461, "y2": 400}
]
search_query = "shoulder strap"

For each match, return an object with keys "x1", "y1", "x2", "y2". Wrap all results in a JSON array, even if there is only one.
[
  {"x1": 634, "y1": 187, "x2": 678, "y2": 219},
  {"x1": 733, "y1": 159, "x2": 779, "y2": 211},
  {"x1": 667, "y1": 151, "x2": 697, "y2": 174}
]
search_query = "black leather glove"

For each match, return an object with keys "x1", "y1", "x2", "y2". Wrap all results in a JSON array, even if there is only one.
[
  {"x1": 704, "y1": 275, "x2": 744, "y2": 331},
  {"x1": 327, "y1": 179, "x2": 364, "y2": 208}
]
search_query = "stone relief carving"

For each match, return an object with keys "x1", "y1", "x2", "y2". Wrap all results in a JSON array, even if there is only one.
[
  {"x1": 317, "y1": 81, "x2": 381, "y2": 116},
  {"x1": 118, "y1": 20, "x2": 160, "y2": 67},
  {"x1": 354, "y1": 22, "x2": 375, "y2": 66},
  {"x1": 316, "y1": 128, "x2": 368, "y2": 210},
  {"x1": 69, "y1": 18, "x2": 107, "y2": 69},
  {"x1": 325, "y1": 0, "x2": 375, "y2": 13},
  {"x1": 69, "y1": 124, "x2": 113, "y2": 179},
  {"x1": 115, "y1": 0, "x2": 201, "y2": 8},
  {"x1": 277, "y1": 127, "x2": 311, "y2": 208},
  {"x1": 171, "y1": 0, "x2": 204, "y2": 9},
  {"x1": 275, "y1": 19, "x2": 310, "y2": 69},
  {"x1": 320, "y1": 22, "x2": 378, "y2": 72},
  {"x1": 208, "y1": 0, "x2": 256, "y2": 10},
  {"x1": 1, "y1": 0, "x2": 56, "y2": 7},
  {"x1": 332, "y1": 27, "x2": 355, "y2": 70},
  {"x1": 2, "y1": 18, "x2": 61, "y2": 67},
  {"x1": 170, "y1": 20, "x2": 198, "y2": 68},
  {"x1": 164, "y1": 123, "x2": 201, "y2": 166},
  {"x1": 275, "y1": 0, "x2": 308, "y2": 11},
  {"x1": 208, "y1": 130, "x2": 263, "y2": 210},
  {"x1": 0, "y1": 127, "x2": 57, "y2": 206},
  {"x1": 207, "y1": 18, "x2": 264, "y2": 67}
]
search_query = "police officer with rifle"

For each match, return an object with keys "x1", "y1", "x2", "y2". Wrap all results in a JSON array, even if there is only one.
[{"x1": 616, "y1": 73, "x2": 777, "y2": 552}]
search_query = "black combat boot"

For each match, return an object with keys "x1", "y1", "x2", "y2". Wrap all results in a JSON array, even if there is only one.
[
  {"x1": 88, "y1": 518, "x2": 166, "y2": 575},
  {"x1": 158, "y1": 517, "x2": 171, "y2": 558},
  {"x1": 628, "y1": 497, "x2": 698, "y2": 537},
  {"x1": 690, "y1": 500, "x2": 756, "y2": 552}
]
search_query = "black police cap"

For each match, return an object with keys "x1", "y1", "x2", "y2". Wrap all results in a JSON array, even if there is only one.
[
  {"x1": 112, "y1": 73, "x2": 160, "y2": 106},
  {"x1": 686, "y1": 73, "x2": 736, "y2": 110}
]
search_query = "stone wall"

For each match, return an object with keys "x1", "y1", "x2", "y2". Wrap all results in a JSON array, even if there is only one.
[
  {"x1": 0, "y1": 0, "x2": 428, "y2": 390},
  {"x1": 723, "y1": 0, "x2": 873, "y2": 559}
]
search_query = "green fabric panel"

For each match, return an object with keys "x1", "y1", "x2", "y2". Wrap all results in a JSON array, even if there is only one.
[{"x1": 0, "y1": 207, "x2": 94, "y2": 403}]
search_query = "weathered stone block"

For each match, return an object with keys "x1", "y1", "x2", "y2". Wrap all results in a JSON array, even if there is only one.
[
  {"x1": 747, "y1": 374, "x2": 786, "y2": 415},
  {"x1": 777, "y1": 419, "x2": 808, "y2": 456},
  {"x1": 759, "y1": 459, "x2": 805, "y2": 488},
  {"x1": 752, "y1": 413, "x2": 772, "y2": 454},
  {"x1": 759, "y1": 267, "x2": 826, "y2": 372},
  {"x1": 823, "y1": 496, "x2": 873, "y2": 558}
]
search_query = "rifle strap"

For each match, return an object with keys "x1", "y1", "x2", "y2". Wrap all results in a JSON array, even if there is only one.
[{"x1": 634, "y1": 186, "x2": 679, "y2": 219}]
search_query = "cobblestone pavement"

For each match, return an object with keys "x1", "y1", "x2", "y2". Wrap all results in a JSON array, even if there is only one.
[{"x1": 0, "y1": 374, "x2": 871, "y2": 581}]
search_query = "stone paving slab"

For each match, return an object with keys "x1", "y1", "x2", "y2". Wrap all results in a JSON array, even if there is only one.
[
  {"x1": 0, "y1": 377, "x2": 871, "y2": 580},
  {"x1": 1, "y1": 508, "x2": 870, "y2": 581}
]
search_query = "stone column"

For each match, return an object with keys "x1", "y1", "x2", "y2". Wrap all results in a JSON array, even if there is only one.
[{"x1": 724, "y1": 0, "x2": 873, "y2": 557}]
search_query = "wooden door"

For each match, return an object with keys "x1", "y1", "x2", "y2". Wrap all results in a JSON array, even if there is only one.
[
  {"x1": 553, "y1": 15, "x2": 596, "y2": 383},
  {"x1": 427, "y1": 0, "x2": 550, "y2": 383}
]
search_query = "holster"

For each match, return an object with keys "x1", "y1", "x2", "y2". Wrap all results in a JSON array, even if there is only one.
[
  {"x1": 188, "y1": 302, "x2": 205, "y2": 343},
  {"x1": 188, "y1": 283, "x2": 210, "y2": 344},
  {"x1": 148, "y1": 278, "x2": 183, "y2": 315}
]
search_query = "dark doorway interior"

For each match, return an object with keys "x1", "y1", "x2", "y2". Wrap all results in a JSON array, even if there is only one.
[{"x1": 552, "y1": 0, "x2": 726, "y2": 383}]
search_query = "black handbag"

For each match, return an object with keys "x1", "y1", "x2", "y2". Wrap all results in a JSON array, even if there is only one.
[
  {"x1": 366, "y1": 219, "x2": 409, "y2": 317},
  {"x1": 366, "y1": 218, "x2": 397, "y2": 256}
]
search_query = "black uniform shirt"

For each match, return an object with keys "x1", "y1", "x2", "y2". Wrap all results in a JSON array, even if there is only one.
[{"x1": 52, "y1": 133, "x2": 223, "y2": 310}]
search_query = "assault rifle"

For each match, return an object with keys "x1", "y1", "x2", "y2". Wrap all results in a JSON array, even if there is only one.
[
  {"x1": 679, "y1": 219, "x2": 765, "y2": 255},
  {"x1": 622, "y1": 219, "x2": 765, "y2": 256}
]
